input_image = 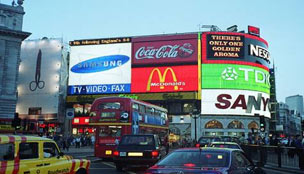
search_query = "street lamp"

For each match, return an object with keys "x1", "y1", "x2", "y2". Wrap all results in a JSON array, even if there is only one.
[{"x1": 191, "y1": 109, "x2": 200, "y2": 142}]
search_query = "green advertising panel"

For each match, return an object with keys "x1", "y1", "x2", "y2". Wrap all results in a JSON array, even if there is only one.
[{"x1": 202, "y1": 64, "x2": 270, "y2": 94}]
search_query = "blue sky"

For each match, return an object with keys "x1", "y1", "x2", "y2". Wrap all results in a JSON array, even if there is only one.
[{"x1": 2, "y1": 0, "x2": 303, "y2": 102}]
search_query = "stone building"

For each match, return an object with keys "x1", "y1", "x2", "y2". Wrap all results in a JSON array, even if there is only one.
[{"x1": 0, "y1": 1, "x2": 30, "y2": 119}]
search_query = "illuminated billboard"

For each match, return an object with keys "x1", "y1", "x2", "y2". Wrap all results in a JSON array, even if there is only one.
[
  {"x1": 132, "y1": 65, "x2": 198, "y2": 93},
  {"x1": 132, "y1": 34, "x2": 198, "y2": 66},
  {"x1": 202, "y1": 64, "x2": 270, "y2": 94},
  {"x1": 17, "y1": 39, "x2": 67, "y2": 119},
  {"x1": 68, "y1": 41, "x2": 131, "y2": 95},
  {"x1": 202, "y1": 32, "x2": 270, "y2": 68},
  {"x1": 201, "y1": 89, "x2": 270, "y2": 118}
]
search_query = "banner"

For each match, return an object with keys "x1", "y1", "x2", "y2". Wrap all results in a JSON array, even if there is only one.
[
  {"x1": 201, "y1": 89, "x2": 270, "y2": 118},
  {"x1": 202, "y1": 64, "x2": 270, "y2": 94},
  {"x1": 202, "y1": 32, "x2": 270, "y2": 68},
  {"x1": 132, "y1": 35, "x2": 198, "y2": 66},
  {"x1": 132, "y1": 65, "x2": 198, "y2": 93},
  {"x1": 68, "y1": 42, "x2": 131, "y2": 94}
]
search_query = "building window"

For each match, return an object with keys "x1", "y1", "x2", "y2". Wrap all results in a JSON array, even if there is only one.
[
  {"x1": 227, "y1": 120, "x2": 244, "y2": 129},
  {"x1": 248, "y1": 121, "x2": 259, "y2": 129},
  {"x1": 0, "y1": 15, "x2": 7, "y2": 26},
  {"x1": 205, "y1": 120, "x2": 223, "y2": 129},
  {"x1": 168, "y1": 103, "x2": 182, "y2": 114},
  {"x1": 28, "y1": 107, "x2": 41, "y2": 115}
]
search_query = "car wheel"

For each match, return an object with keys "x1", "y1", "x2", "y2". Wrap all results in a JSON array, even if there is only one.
[
  {"x1": 116, "y1": 163, "x2": 123, "y2": 171},
  {"x1": 76, "y1": 168, "x2": 87, "y2": 174}
]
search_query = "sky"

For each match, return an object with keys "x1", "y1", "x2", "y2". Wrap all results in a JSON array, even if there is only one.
[{"x1": 2, "y1": 0, "x2": 303, "y2": 102}]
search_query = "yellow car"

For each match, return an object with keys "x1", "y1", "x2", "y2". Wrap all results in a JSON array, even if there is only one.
[{"x1": 0, "y1": 134, "x2": 90, "y2": 174}]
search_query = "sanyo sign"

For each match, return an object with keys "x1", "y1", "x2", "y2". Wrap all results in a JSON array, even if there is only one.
[{"x1": 201, "y1": 89, "x2": 270, "y2": 118}]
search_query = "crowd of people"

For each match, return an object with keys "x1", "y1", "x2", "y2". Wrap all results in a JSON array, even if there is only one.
[{"x1": 40, "y1": 133, "x2": 95, "y2": 151}]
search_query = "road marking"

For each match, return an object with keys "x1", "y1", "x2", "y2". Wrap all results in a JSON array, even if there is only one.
[
  {"x1": 101, "y1": 162, "x2": 137, "y2": 174},
  {"x1": 90, "y1": 168, "x2": 114, "y2": 170},
  {"x1": 102, "y1": 162, "x2": 115, "y2": 168}
]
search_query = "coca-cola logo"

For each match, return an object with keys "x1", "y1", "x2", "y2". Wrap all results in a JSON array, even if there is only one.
[{"x1": 135, "y1": 43, "x2": 194, "y2": 59}]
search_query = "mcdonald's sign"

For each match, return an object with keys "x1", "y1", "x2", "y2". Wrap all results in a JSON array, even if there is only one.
[{"x1": 132, "y1": 65, "x2": 198, "y2": 93}]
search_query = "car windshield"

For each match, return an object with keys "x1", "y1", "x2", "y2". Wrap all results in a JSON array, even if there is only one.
[
  {"x1": 120, "y1": 136, "x2": 154, "y2": 146},
  {"x1": 199, "y1": 137, "x2": 221, "y2": 144},
  {"x1": 157, "y1": 151, "x2": 229, "y2": 167},
  {"x1": 212, "y1": 144, "x2": 240, "y2": 149}
]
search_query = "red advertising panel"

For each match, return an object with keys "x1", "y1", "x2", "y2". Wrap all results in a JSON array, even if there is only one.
[
  {"x1": 132, "y1": 65, "x2": 198, "y2": 93},
  {"x1": 132, "y1": 35, "x2": 198, "y2": 66}
]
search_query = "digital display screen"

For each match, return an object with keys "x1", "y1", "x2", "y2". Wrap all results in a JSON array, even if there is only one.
[
  {"x1": 202, "y1": 64, "x2": 270, "y2": 94},
  {"x1": 132, "y1": 65, "x2": 198, "y2": 93}
]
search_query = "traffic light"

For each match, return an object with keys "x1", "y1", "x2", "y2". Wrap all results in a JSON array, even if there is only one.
[
  {"x1": 12, "y1": 113, "x2": 21, "y2": 130},
  {"x1": 260, "y1": 116, "x2": 265, "y2": 132}
]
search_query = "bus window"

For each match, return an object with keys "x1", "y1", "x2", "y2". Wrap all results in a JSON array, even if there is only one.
[
  {"x1": 99, "y1": 126, "x2": 121, "y2": 137},
  {"x1": 139, "y1": 104, "x2": 145, "y2": 114},
  {"x1": 146, "y1": 107, "x2": 154, "y2": 116},
  {"x1": 132, "y1": 103, "x2": 139, "y2": 111},
  {"x1": 98, "y1": 102, "x2": 121, "y2": 110}
]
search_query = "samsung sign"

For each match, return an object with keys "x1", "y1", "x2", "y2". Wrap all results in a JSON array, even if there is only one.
[
  {"x1": 68, "y1": 43, "x2": 131, "y2": 95},
  {"x1": 71, "y1": 55, "x2": 129, "y2": 73}
]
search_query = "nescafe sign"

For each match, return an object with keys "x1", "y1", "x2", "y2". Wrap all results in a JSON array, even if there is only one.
[{"x1": 132, "y1": 39, "x2": 197, "y2": 65}]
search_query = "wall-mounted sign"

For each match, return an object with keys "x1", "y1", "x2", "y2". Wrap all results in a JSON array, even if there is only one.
[
  {"x1": 69, "y1": 37, "x2": 131, "y2": 46},
  {"x1": 68, "y1": 43, "x2": 131, "y2": 95},
  {"x1": 201, "y1": 89, "x2": 270, "y2": 118},
  {"x1": 202, "y1": 64, "x2": 270, "y2": 94},
  {"x1": 202, "y1": 32, "x2": 270, "y2": 69},
  {"x1": 17, "y1": 39, "x2": 65, "y2": 118},
  {"x1": 132, "y1": 35, "x2": 198, "y2": 66},
  {"x1": 248, "y1": 26, "x2": 260, "y2": 37},
  {"x1": 207, "y1": 34, "x2": 244, "y2": 59},
  {"x1": 66, "y1": 92, "x2": 198, "y2": 103},
  {"x1": 132, "y1": 65, "x2": 198, "y2": 93}
]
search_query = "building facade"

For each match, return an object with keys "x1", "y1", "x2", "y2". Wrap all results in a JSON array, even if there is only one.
[
  {"x1": 67, "y1": 26, "x2": 271, "y2": 141},
  {"x1": 278, "y1": 102, "x2": 302, "y2": 136},
  {"x1": 0, "y1": 2, "x2": 30, "y2": 132},
  {"x1": 16, "y1": 38, "x2": 68, "y2": 134}
]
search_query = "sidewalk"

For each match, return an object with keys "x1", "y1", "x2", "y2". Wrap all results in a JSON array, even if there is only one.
[
  {"x1": 263, "y1": 164, "x2": 304, "y2": 174},
  {"x1": 61, "y1": 145, "x2": 94, "y2": 154}
]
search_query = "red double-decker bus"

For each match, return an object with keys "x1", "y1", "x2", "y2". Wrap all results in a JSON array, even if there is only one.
[{"x1": 89, "y1": 97, "x2": 169, "y2": 159}]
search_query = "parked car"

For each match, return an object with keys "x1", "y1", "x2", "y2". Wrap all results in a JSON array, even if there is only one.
[
  {"x1": 113, "y1": 134, "x2": 167, "y2": 171},
  {"x1": 0, "y1": 134, "x2": 90, "y2": 174},
  {"x1": 144, "y1": 147, "x2": 266, "y2": 174},
  {"x1": 220, "y1": 136, "x2": 240, "y2": 144},
  {"x1": 195, "y1": 136, "x2": 221, "y2": 147},
  {"x1": 210, "y1": 142, "x2": 242, "y2": 150}
]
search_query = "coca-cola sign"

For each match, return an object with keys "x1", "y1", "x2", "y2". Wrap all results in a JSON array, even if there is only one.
[{"x1": 132, "y1": 38, "x2": 197, "y2": 65}]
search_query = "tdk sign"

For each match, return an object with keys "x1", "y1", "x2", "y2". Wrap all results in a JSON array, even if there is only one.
[{"x1": 71, "y1": 55, "x2": 130, "y2": 73}]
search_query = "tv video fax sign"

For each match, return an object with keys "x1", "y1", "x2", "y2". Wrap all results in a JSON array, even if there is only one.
[
  {"x1": 207, "y1": 34, "x2": 244, "y2": 59},
  {"x1": 202, "y1": 64, "x2": 270, "y2": 94},
  {"x1": 131, "y1": 65, "x2": 198, "y2": 93},
  {"x1": 68, "y1": 41, "x2": 131, "y2": 95},
  {"x1": 201, "y1": 89, "x2": 270, "y2": 118}
]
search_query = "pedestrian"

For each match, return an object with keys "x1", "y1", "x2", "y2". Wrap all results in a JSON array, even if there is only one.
[
  {"x1": 75, "y1": 136, "x2": 81, "y2": 148},
  {"x1": 295, "y1": 135, "x2": 304, "y2": 170}
]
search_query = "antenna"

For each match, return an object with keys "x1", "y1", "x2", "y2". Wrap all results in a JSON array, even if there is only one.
[{"x1": 201, "y1": 25, "x2": 221, "y2": 31}]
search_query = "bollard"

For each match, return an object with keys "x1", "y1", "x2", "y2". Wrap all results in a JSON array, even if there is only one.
[{"x1": 277, "y1": 144, "x2": 281, "y2": 168}]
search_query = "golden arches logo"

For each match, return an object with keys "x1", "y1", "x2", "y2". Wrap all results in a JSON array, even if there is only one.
[{"x1": 146, "y1": 68, "x2": 179, "y2": 91}]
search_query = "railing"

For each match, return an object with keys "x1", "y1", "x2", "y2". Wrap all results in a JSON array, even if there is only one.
[{"x1": 241, "y1": 144, "x2": 303, "y2": 170}]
